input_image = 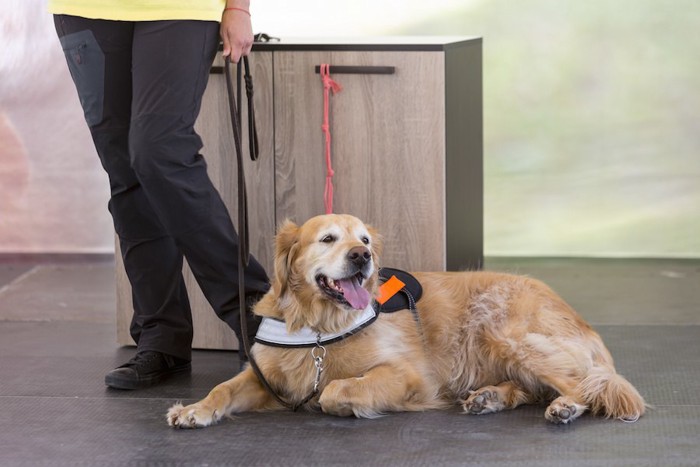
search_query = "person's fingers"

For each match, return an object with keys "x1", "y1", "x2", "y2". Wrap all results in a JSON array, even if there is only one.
[
  {"x1": 221, "y1": 26, "x2": 231, "y2": 57},
  {"x1": 242, "y1": 38, "x2": 253, "y2": 57},
  {"x1": 219, "y1": 14, "x2": 252, "y2": 62}
]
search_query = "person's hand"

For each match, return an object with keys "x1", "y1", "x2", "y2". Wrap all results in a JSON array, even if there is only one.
[{"x1": 220, "y1": 1, "x2": 253, "y2": 63}]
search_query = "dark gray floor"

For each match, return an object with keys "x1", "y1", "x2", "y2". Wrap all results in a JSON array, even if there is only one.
[{"x1": 0, "y1": 257, "x2": 699, "y2": 466}]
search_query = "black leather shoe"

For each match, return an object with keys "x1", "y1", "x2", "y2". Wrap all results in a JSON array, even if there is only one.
[{"x1": 105, "y1": 351, "x2": 191, "y2": 390}]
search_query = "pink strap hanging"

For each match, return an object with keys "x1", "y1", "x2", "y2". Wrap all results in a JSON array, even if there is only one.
[{"x1": 319, "y1": 64, "x2": 342, "y2": 214}]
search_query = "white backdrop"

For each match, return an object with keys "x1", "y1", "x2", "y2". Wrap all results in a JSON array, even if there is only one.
[{"x1": 0, "y1": 1, "x2": 112, "y2": 253}]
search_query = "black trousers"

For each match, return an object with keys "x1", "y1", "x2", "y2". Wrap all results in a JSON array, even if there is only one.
[{"x1": 54, "y1": 15, "x2": 270, "y2": 361}]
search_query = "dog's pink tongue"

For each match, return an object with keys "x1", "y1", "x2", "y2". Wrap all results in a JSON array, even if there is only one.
[{"x1": 338, "y1": 277, "x2": 371, "y2": 310}]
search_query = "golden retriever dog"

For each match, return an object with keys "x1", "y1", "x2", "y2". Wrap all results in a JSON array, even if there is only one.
[{"x1": 167, "y1": 214, "x2": 645, "y2": 428}]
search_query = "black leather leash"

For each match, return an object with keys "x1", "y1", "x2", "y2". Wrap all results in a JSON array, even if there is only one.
[{"x1": 224, "y1": 55, "x2": 310, "y2": 411}]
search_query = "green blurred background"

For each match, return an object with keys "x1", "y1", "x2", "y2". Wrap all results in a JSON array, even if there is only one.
[
  {"x1": 5, "y1": 0, "x2": 696, "y2": 258},
  {"x1": 395, "y1": 0, "x2": 700, "y2": 257}
]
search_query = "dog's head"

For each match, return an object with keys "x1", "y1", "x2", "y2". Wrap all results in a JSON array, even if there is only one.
[{"x1": 267, "y1": 214, "x2": 382, "y2": 333}]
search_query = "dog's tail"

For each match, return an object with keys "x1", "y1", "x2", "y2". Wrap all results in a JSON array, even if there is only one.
[{"x1": 576, "y1": 367, "x2": 647, "y2": 422}]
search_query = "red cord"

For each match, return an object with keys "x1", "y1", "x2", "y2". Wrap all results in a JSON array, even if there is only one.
[{"x1": 320, "y1": 64, "x2": 342, "y2": 214}]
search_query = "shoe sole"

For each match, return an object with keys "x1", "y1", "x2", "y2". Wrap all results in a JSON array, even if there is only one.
[{"x1": 105, "y1": 363, "x2": 191, "y2": 390}]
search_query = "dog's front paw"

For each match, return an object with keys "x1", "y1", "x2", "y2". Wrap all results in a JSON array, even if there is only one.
[
  {"x1": 319, "y1": 379, "x2": 384, "y2": 418},
  {"x1": 462, "y1": 387, "x2": 504, "y2": 415},
  {"x1": 319, "y1": 380, "x2": 356, "y2": 417},
  {"x1": 544, "y1": 397, "x2": 587, "y2": 425},
  {"x1": 167, "y1": 402, "x2": 220, "y2": 429}
]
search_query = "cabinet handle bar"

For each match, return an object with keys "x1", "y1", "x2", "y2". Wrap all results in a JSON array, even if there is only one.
[
  {"x1": 314, "y1": 65, "x2": 395, "y2": 75},
  {"x1": 212, "y1": 65, "x2": 396, "y2": 75}
]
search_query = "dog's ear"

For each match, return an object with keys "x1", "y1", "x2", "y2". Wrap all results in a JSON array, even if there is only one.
[
  {"x1": 273, "y1": 219, "x2": 300, "y2": 294},
  {"x1": 367, "y1": 224, "x2": 383, "y2": 265}
]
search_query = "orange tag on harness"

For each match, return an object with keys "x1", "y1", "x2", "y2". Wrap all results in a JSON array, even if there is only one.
[{"x1": 376, "y1": 275, "x2": 406, "y2": 305}]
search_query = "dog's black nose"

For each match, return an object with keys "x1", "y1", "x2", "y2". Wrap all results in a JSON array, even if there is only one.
[{"x1": 347, "y1": 246, "x2": 371, "y2": 267}]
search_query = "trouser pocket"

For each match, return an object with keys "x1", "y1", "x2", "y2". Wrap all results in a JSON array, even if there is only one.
[{"x1": 58, "y1": 28, "x2": 105, "y2": 127}]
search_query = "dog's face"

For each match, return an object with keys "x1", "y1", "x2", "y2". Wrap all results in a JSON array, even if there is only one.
[{"x1": 268, "y1": 214, "x2": 382, "y2": 333}]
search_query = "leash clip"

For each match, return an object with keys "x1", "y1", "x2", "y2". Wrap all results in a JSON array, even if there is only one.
[{"x1": 311, "y1": 336, "x2": 327, "y2": 393}]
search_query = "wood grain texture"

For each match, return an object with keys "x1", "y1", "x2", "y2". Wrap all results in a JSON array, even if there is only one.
[
  {"x1": 274, "y1": 51, "x2": 447, "y2": 271},
  {"x1": 115, "y1": 240, "x2": 132, "y2": 346}
]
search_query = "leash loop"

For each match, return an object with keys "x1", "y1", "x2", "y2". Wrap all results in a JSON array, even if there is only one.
[{"x1": 242, "y1": 58, "x2": 259, "y2": 162}]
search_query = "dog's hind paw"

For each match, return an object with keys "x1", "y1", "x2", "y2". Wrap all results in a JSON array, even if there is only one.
[
  {"x1": 167, "y1": 402, "x2": 219, "y2": 429},
  {"x1": 462, "y1": 387, "x2": 505, "y2": 415}
]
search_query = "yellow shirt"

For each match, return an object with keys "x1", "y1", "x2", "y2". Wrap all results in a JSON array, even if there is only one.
[{"x1": 48, "y1": 0, "x2": 227, "y2": 22}]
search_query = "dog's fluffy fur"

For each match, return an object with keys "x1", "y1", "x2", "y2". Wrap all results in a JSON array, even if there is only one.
[{"x1": 168, "y1": 214, "x2": 645, "y2": 428}]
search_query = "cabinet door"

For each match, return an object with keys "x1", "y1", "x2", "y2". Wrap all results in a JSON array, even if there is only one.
[
  {"x1": 116, "y1": 52, "x2": 275, "y2": 349},
  {"x1": 274, "y1": 51, "x2": 447, "y2": 271}
]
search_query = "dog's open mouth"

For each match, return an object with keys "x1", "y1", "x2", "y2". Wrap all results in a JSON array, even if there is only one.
[{"x1": 316, "y1": 272, "x2": 371, "y2": 310}]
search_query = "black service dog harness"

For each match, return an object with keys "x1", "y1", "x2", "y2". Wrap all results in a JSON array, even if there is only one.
[{"x1": 254, "y1": 267, "x2": 423, "y2": 348}]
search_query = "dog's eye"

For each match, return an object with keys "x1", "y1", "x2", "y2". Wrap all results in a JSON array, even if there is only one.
[
  {"x1": 361, "y1": 236, "x2": 370, "y2": 245},
  {"x1": 320, "y1": 234, "x2": 336, "y2": 243}
]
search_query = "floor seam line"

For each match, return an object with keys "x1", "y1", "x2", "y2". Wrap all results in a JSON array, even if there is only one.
[{"x1": 0, "y1": 265, "x2": 40, "y2": 297}]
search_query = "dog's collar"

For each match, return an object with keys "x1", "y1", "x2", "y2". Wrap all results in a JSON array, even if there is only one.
[{"x1": 254, "y1": 304, "x2": 377, "y2": 348}]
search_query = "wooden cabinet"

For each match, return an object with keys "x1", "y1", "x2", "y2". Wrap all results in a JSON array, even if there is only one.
[{"x1": 117, "y1": 37, "x2": 482, "y2": 350}]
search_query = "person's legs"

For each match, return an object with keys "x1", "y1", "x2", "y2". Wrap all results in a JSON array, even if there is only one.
[
  {"x1": 128, "y1": 20, "x2": 270, "y2": 343},
  {"x1": 54, "y1": 15, "x2": 195, "y2": 362},
  {"x1": 55, "y1": 17, "x2": 270, "y2": 389}
]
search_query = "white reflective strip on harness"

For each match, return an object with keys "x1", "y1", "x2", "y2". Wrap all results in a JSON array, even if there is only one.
[{"x1": 255, "y1": 305, "x2": 377, "y2": 347}]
